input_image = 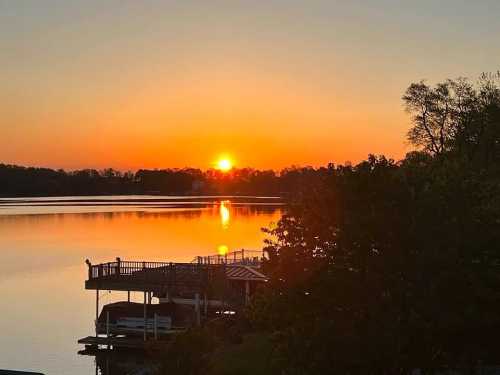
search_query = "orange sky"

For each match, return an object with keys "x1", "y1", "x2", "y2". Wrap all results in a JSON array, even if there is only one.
[{"x1": 1, "y1": 1, "x2": 498, "y2": 170}]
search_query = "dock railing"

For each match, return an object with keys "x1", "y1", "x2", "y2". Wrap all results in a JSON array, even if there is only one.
[
  {"x1": 85, "y1": 258, "x2": 225, "y2": 286},
  {"x1": 85, "y1": 250, "x2": 266, "y2": 286},
  {"x1": 192, "y1": 249, "x2": 265, "y2": 266}
]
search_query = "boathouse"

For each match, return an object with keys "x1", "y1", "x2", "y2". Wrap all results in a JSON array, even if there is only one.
[{"x1": 78, "y1": 250, "x2": 267, "y2": 348}]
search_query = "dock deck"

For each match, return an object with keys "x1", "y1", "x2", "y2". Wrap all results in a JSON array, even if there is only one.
[
  {"x1": 79, "y1": 250, "x2": 268, "y2": 348},
  {"x1": 85, "y1": 250, "x2": 267, "y2": 294}
]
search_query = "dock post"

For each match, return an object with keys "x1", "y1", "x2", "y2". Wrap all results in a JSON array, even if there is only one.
[
  {"x1": 116, "y1": 257, "x2": 121, "y2": 276},
  {"x1": 127, "y1": 290, "x2": 130, "y2": 302},
  {"x1": 143, "y1": 291, "x2": 147, "y2": 341},
  {"x1": 106, "y1": 310, "x2": 110, "y2": 349},
  {"x1": 245, "y1": 280, "x2": 250, "y2": 306},
  {"x1": 106, "y1": 311, "x2": 110, "y2": 337},
  {"x1": 154, "y1": 313, "x2": 158, "y2": 340},
  {"x1": 195, "y1": 293, "x2": 201, "y2": 326},
  {"x1": 204, "y1": 293, "x2": 208, "y2": 316},
  {"x1": 95, "y1": 289, "x2": 99, "y2": 337},
  {"x1": 85, "y1": 259, "x2": 92, "y2": 280}
]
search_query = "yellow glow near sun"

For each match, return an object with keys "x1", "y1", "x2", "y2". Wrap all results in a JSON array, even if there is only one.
[
  {"x1": 218, "y1": 245, "x2": 229, "y2": 256},
  {"x1": 216, "y1": 157, "x2": 233, "y2": 172}
]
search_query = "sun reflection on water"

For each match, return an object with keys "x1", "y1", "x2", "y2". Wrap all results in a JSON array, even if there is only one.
[{"x1": 219, "y1": 200, "x2": 230, "y2": 229}]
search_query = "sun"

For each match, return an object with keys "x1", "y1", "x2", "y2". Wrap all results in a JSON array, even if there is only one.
[
  {"x1": 218, "y1": 245, "x2": 229, "y2": 256},
  {"x1": 216, "y1": 157, "x2": 233, "y2": 172}
]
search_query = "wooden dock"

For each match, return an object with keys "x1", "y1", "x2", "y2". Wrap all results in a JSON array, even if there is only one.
[{"x1": 79, "y1": 250, "x2": 268, "y2": 348}]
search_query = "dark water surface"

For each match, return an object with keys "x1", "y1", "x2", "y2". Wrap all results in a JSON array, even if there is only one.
[{"x1": 0, "y1": 196, "x2": 282, "y2": 375}]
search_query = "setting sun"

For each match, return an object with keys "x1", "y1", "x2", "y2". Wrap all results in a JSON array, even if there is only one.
[
  {"x1": 216, "y1": 157, "x2": 233, "y2": 172},
  {"x1": 217, "y1": 245, "x2": 229, "y2": 256}
]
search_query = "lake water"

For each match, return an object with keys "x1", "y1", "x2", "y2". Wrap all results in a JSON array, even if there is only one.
[{"x1": 0, "y1": 196, "x2": 282, "y2": 375}]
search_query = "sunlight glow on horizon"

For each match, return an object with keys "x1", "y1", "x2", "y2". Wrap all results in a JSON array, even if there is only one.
[
  {"x1": 218, "y1": 244, "x2": 229, "y2": 256},
  {"x1": 1, "y1": 1, "x2": 496, "y2": 169},
  {"x1": 216, "y1": 157, "x2": 233, "y2": 172}
]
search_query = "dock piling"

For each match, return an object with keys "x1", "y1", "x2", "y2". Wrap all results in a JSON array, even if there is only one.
[
  {"x1": 106, "y1": 310, "x2": 110, "y2": 349},
  {"x1": 106, "y1": 311, "x2": 110, "y2": 338},
  {"x1": 204, "y1": 293, "x2": 208, "y2": 316},
  {"x1": 143, "y1": 291, "x2": 147, "y2": 341},
  {"x1": 195, "y1": 293, "x2": 201, "y2": 326},
  {"x1": 245, "y1": 280, "x2": 250, "y2": 305},
  {"x1": 95, "y1": 289, "x2": 99, "y2": 337},
  {"x1": 154, "y1": 313, "x2": 158, "y2": 340}
]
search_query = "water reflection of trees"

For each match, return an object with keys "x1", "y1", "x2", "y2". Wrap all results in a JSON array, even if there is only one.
[{"x1": 0, "y1": 204, "x2": 282, "y2": 223}]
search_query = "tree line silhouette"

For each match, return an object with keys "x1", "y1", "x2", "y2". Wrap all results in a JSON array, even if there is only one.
[
  {"x1": 245, "y1": 73, "x2": 500, "y2": 374},
  {"x1": 0, "y1": 164, "x2": 330, "y2": 197}
]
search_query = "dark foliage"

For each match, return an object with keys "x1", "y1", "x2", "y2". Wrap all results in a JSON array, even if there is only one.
[
  {"x1": 248, "y1": 74, "x2": 500, "y2": 374},
  {"x1": 0, "y1": 164, "x2": 318, "y2": 197},
  {"x1": 150, "y1": 317, "x2": 252, "y2": 375}
]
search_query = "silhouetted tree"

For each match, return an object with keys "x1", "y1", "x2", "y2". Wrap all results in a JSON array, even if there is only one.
[
  {"x1": 249, "y1": 72, "x2": 500, "y2": 374},
  {"x1": 403, "y1": 72, "x2": 500, "y2": 158}
]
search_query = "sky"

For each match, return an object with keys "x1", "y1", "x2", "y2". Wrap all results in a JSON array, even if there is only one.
[{"x1": 1, "y1": 0, "x2": 499, "y2": 171}]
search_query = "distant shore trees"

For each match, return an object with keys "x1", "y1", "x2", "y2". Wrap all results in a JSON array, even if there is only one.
[{"x1": 0, "y1": 163, "x2": 327, "y2": 197}]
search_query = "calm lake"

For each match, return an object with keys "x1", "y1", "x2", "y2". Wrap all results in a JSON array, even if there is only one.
[{"x1": 0, "y1": 196, "x2": 282, "y2": 375}]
